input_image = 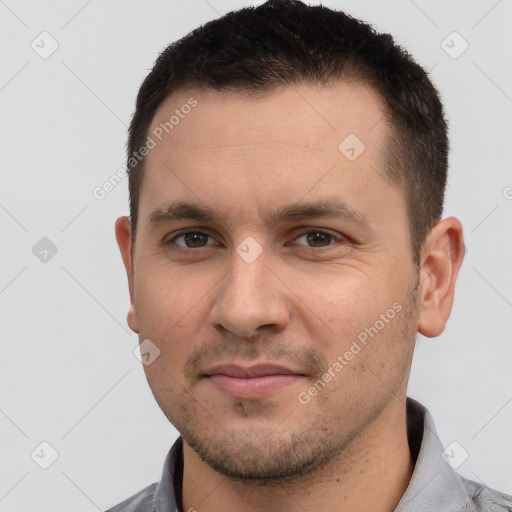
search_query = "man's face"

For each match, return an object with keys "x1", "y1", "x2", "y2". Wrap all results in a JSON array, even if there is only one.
[{"x1": 121, "y1": 82, "x2": 422, "y2": 482}]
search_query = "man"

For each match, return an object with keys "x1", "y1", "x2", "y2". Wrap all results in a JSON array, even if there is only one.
[{"x1": 109, "y1": 1, "x2": 512, "y2": 511}]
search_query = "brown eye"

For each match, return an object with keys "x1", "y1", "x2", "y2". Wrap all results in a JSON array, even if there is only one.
[
  {"x1": 294, "y1": 230, "x2": 339, "y2": 248},
  {"x1": 172, "y1": 232, "x2": 214, "y2": 248},
  {"x1": 307, "y1": 231, "x2": 332, "y2": 247}
]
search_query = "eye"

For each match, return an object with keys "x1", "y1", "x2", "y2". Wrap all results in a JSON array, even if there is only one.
[
  {"x1": 292, "y1": 229, "x2": 342, "y2": 248},
  {"x1": 168, "y1": 230, "x2": 217, "y2": 249},
  {"x1": 165, "y1": 228, "x2": 344, "y2": 251}
]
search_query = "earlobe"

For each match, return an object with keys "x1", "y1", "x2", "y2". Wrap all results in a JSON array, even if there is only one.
[
  {"x1": 127, "y1": 303, "x2": 139, "y2": 334},
  {"x1": 417, "y1": 217, "x2": 465, "y2": 338},
  {"x1": 115, "y1": 216, "x2": 139, "y2": 334}
]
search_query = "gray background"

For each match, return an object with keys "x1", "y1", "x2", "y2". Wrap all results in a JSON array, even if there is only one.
[{"x1": 1, "y1": 0, "x2": 511, "y2": 510}]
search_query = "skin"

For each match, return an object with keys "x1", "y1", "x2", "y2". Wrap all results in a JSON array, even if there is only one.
[{"x1": 116, "y1": 81, "x2": 465, "y2": 512}]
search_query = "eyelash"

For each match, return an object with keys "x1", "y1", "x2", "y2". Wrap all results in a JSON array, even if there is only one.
[{"x1": 165, "y1": 228, "x2": 345, "y2": 250}]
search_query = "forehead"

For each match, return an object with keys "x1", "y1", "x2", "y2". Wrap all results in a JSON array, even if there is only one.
[
  {"x1": 139, "y1": 81, "x2": 404, "y2": 233},
  {"x1": 147, "y1": 81, "x2": 386, "y2": 154}
]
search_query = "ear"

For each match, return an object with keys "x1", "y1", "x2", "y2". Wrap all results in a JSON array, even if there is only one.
[
  {"x1": 417, "y1": 217, "x2": 465, "y2": 338},
  {"x1": 115, "y1": 216, "x2": 139, "y2": 334}
]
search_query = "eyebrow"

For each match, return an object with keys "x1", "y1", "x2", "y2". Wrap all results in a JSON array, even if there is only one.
[{"x1": 147, "y1": 199, "x2": 372, "y2": 232}]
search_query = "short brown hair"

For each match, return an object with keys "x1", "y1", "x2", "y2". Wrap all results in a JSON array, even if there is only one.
[{"x1": 127, "y1": 0, "x2": 449, "y2": 266}]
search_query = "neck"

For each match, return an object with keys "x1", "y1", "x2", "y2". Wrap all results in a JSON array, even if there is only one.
[{"x1": 181, "y1": 398, "x2": 414, "y2": 512}]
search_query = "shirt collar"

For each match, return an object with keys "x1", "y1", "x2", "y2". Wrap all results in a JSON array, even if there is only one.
[
  {"x1": 396, "y1": 397, "x2": 470, "y2": 511},
  {"x1": 153, "y1": 397, "x2": 470, "y2": 512}
]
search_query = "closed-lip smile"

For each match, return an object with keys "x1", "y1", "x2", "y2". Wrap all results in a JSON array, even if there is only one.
[
  {"x1": 204, "y1": 363, "x2": 306, "y2": 399},
  {"x1": 204, "y1": 363, "x2": 305, "y2": 378}
]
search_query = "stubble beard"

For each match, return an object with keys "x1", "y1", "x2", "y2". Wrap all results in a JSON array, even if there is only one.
[{"x1": 151, "y1": 275, "x2": 421, "y2": 487}]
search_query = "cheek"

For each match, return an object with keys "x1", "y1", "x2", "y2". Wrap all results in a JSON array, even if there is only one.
[
  {"x1": 133, "y1": 266, "x2": 209, "y2": 367},
  {"x1": 297, "y1": 269, "x2": 409, "y2": 383},
  {"x1": 297, "y1": 271, "x2": 390, "y2": 337},
  {"x1": 134, "y1": 262, "x2": 198, "y2": 327}
]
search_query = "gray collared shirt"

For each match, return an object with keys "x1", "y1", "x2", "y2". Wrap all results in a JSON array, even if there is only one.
[{"x1": 105, "y1": 398, "x2": 512, "y2": 511}]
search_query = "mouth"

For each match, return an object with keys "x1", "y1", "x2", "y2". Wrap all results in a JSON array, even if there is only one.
[{"x1": 204, "y1": 363, "x2": 306, "y2": 399}]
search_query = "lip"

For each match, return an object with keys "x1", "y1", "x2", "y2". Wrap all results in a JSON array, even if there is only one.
[
  {"x1": 204, "y1": 364, "x2": 306, "y2": 399},
  {"x1": 205, "y1": 363, "x2": 304, "y2": 378}
]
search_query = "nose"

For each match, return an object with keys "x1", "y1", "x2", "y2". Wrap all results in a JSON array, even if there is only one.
[{"x1": 208, "y1": 245, "x2": 291, "y2": 339}]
